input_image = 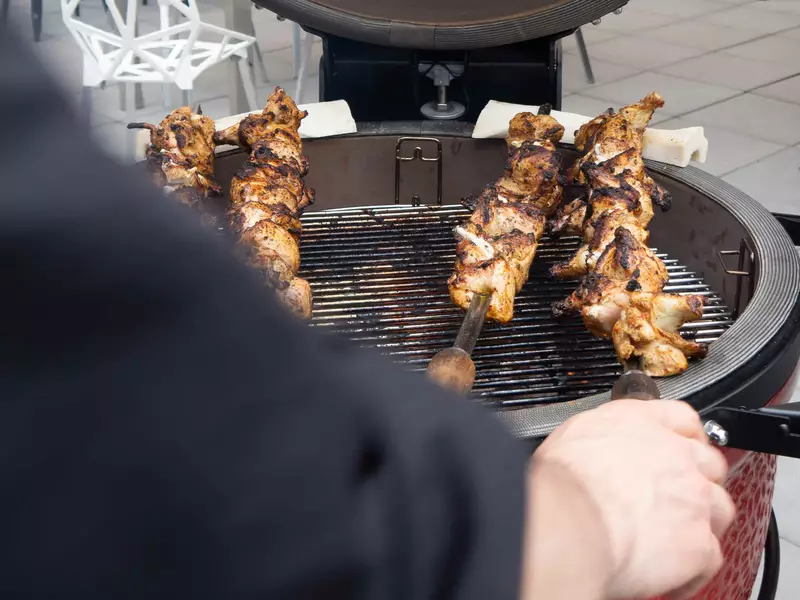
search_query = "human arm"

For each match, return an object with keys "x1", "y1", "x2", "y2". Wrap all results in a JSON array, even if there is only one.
[{"x1": 0, "y1": 31, "x2": 528, "y2": 600}]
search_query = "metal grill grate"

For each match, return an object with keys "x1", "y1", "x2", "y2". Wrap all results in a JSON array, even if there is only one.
[{"x1": 299, "y1": 204, "x2": 734, "y2": 407}]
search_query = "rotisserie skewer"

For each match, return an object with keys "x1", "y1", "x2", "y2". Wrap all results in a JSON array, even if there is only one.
[
  {"x1": 550, "y1": 93, "x2": 708, "y2": 377},
  {"x1": 428, "y1": 105, "x2": 565, "y2": 393},
  {"x1": 222, "y1": 87, "x2": 315, "y2": 319}
]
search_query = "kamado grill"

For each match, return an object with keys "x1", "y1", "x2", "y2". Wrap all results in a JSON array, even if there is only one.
[{"x1": 144, "y1": 0, "x2": 800, "y2": 597}]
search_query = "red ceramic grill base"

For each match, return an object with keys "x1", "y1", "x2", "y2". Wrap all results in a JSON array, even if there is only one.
[{"x1": 652, "y1": 367, "x2": 798, "y2": 600}]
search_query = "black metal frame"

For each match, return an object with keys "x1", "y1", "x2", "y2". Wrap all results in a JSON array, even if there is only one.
[
  {"x1": 314, "y1": 30, "x2": 564, "y2": 122},
  {"x1": 700, "y1": 212, "x2": 800, "y2": 459}
]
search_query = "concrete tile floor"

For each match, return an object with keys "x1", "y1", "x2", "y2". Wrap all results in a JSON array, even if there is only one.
[{"x1": 5, "y1": 0, "x2": 800, "y2": 597}]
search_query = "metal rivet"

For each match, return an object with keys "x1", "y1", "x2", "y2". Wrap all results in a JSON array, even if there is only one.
[
  {"x1": 613, "y1": 8, "x2": 624, "y2": 15},
  {"x1": 704, "y1": 420, "x2": 729, "y2": 447},
  {"x1": 592, "y1": 18, "x2": 602, "y2": 25}
]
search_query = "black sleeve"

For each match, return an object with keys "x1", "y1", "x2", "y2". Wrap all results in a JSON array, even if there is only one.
[{"x1": 0, "y1": 32, "x2": 528, "y2": 600}]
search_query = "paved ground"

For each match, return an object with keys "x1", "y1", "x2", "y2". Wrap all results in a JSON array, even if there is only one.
[{"x1": 5, "y1": 0, "x2": 800, "y2": 597}]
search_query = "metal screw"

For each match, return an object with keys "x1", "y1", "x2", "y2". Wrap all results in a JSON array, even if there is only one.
[
  {"x1": 592, "y1": 18, "x2": 602, "y2": 25},
  {"x1": 613, "y1": 8, "x2": 624, "y2": 15},
  {"x1": 704, "y1": 420, "x2": 729, "y2": 447}
]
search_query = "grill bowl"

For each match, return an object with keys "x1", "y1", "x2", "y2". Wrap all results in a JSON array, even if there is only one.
[{"x1": 214, "y1": 123, "x2": 800, "y2": 437}]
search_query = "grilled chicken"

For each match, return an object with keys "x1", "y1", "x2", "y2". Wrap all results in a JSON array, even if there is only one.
[
  {"x1": 552, "y1": 227, "x2": 668, "y2": 336},
  {"x1": 448, "y1": 109, "x2": 563, "y2": 323},
  {"x1": 551, "y1": 93, "x2": 706, "y2": 376},
  {"x1": 227, "y1": 87, "x2": 314, "y2": 319},
  {"x1": 613, "y1": 292, "x2": 708, "y2": 377},
  {"x1": 128, "y1": 106, "x2": 221, "y2": 215}
]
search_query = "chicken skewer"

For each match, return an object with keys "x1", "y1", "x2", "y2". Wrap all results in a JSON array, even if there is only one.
[
  {"x1": 427, "y1": 106, "x2": 565, "y2": 393},
  {"x1": 128, "y1": 105, "x2": 222, "y2": 225},
  {"x1": 550, "y1": 94, "x2": 707, "y2": 377},
  {"x1": 222, "y1": 87, "x2": 315, "y2": 319}
]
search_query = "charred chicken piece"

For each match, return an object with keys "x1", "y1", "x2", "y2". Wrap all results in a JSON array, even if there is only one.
[
  {"x1": 572, "y1": 92, "x2": 664, "y2": 170},
  {"x1": 128, "y1": 106, "x2": 221, "y2": 210},
  {"x1": 552, "y1": 227, "x2": 668, "y2": 336},
  {"x1": 226, "y1": 87, "x2": 314, "y2": 319},
  {"x1": 551, "y1": 167, "x2": 649, "y2": 279},
  {"x1": 612, "y1": 292, "x2": 708, "y2": 377},
  {"x1": 448, "y1": 110, "x2": 563, "y2": 323},
  {"x1": 216, "y1": 87, "x2": 307, "y2": 159},
  {"x1": 570, "y1": 93, "x2": 671, "y2": 211}
]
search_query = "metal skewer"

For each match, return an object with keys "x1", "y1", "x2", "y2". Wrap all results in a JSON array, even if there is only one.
[{"x1": 427, "y1": 293, "x2": 491, "y2": 394}]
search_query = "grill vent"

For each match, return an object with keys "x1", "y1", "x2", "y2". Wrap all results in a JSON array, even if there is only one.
[{"x1": 299, "y1": 205, "x2": 733, "y2": 407}]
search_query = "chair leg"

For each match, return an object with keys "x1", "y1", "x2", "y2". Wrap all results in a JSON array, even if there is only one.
[
  {"x1": 125, "y1": 84, "x2": 137, "y2": 161},
  {"x1": 1, "y1": 0, "x2": 10, "y2": 27},
  {"x1": 81, "y1": 86, "x2": 93, "y2": 124},
  {"x1": 575, "y1": 28, "x2": 595, "y2": 85},
  {"x1": 181, "y1": 89, "x2": 191, "y2": 106},
  {"x1": 294, "y1": 31, "x2": 314, "y2": 105},
  {"x1": 252, "y1": 41, "x2": 270, "y2": 83},
  {"x1": 31, "y1": 0, "x2": 42, "y2": 42},
  {"x1": 292, "y1": 23, "x2": 301, "y2": 78},
  {"x1": 236, "y1": 57, "x2": 258, "y2": 111}
]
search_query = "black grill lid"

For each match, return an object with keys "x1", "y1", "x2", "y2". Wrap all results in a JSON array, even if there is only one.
[{"x1": 255, "y1": 0, "x2": 630, "y2": 49}]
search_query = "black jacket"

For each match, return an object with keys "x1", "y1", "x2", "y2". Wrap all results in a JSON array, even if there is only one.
[{"x1": 0, "y1": 31, "x2": 527, "y2": 599}]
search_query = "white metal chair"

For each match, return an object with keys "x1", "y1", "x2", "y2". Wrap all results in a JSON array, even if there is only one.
[
  {"x1": 293, "y1": 23, "x2": 315, "y2": 104},
  {"x1": 62, "y1": 0, "x2": 259, "y2": 129}
]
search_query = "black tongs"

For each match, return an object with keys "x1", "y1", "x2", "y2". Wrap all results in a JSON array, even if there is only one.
[{"x1": 611, "y1": 359, "x2": 800, "y2": 458}]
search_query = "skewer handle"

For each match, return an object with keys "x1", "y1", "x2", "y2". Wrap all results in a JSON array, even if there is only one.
[
  {"x1": 610, "y1": 368, "x2": 661, "y2": 401},
  {"x1": 427, "y1": 294, "x2": 491, "y2": 394}
]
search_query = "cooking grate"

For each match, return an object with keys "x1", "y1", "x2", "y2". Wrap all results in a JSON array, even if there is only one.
[{"x1": 298, "y1": 204, "x2": 734, "y2": 407}]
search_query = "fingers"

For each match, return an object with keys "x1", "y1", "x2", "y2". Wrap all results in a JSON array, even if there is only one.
[
  {"x1": 645, "y1": 400, "x2": 707, "y2": 442},
  {"x1": 666, "y1": 534, "x2": 724, "y2": 600},
  {"x1": 688, "y1": 439, "x2": 729, "y2": 484},
  {"x1": 709, "y1": 483, "x2": 736, "y2": 540}
]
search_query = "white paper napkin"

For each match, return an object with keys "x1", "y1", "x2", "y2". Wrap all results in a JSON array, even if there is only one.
[
  {"x1": 134, "y1": 99, "x2": 357, "y2": 161},
  {"x1": 472, "y1": 100, "x2": 708, "y2": 168}
]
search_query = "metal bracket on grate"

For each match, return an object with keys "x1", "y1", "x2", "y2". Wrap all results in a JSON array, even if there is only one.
[
  {"x1": 394, "y1": 137, "x2": 443, "y2": 205},
  {"x1": 717, "y1": 237, "x2": 756, "y2": 319}
]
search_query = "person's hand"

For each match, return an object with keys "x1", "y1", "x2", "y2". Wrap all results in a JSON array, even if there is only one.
[{"x1": 521, "y1": 400, "x2": 735, "y2": 600}]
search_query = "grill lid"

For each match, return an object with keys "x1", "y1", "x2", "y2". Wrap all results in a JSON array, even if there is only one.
[{"x1": 255, "y1": 0, "x2": 629, "y2": 48}]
